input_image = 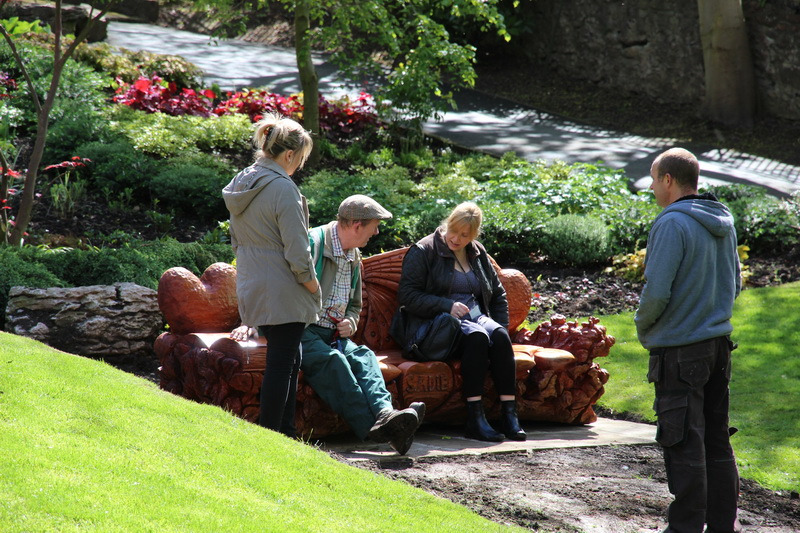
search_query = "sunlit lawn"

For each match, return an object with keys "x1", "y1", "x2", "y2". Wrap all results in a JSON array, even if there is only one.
[
  {"x1": 0, "y1": 332, "x2": 522, "y2": 532},
  {"x1": 594, "y1": 282, "x2": 800, "y2": 491}
]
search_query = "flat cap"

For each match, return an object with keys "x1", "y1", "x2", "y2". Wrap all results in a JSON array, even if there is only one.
[{"x1": 337, "y1": 194, "x2": 393, "y2": 221}]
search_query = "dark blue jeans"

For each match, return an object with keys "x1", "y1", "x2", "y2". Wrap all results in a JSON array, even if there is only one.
[
  {"x1": 649, "y1": 336, "x2": 742, "y2": 533},
  {"x1": 257, "y1": 322, "x2": 304, "y2": 438}
]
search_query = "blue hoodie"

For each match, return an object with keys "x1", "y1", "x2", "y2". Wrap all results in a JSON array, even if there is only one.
[{"x1": 635, "y1": 195, "x2": 741, "y2": 350}]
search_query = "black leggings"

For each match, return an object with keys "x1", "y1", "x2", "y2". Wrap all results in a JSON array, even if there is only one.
[
  {"x1": 257, "y1": 322, "x2": 304, "y2": 438},
  {"x1": 459, "y1": 327, "x2": 516, "y2": 398}
]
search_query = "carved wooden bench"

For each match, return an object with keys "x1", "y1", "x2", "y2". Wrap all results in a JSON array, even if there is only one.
[{"x1": 154, "y1": 248, "x2": 615, "y2": 438}]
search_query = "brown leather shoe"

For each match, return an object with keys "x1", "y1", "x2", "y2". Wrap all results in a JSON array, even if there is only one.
[
  {"x1": 389, "y1": 402, "x2": 426, "y2": 455},
  {"x1": 367, "y1": 407, "x2": 418, "y2": 444}
]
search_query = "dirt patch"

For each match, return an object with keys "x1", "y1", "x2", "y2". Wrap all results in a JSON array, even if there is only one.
[{"x1": 357, "y1": 445, "x2": 800, "y2": 532}]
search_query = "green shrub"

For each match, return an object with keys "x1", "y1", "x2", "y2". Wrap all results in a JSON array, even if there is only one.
[
  {"x1": 0, "y1": 248, "x2": 65, "y2": 330},
  {"x1": 0, "y1": 42, "x2": 48, "y2": 133},
  {"x1": 150, "y1": 156, "x2": 233, "y2": 219},
  {"x1": 705, "y1": 184, "x2": 800, "y2": 256},
  {"x1": 599, "y1": 195, "x2": 660, "y2": 255},
  {"x1": 479, "y1": 202, "x2": 550, "y2": 264},
  {"x1": 74, "y1": 140, "x2": 157, "y2": 200},
  {"x1": 0, "y1": 41, "x2": 111, "y2": 142},
  {"x1": 478, "y1": 159, "x2": 634, "y2": 214},
  {"x1": 416, "y1": 168, "x2": 481, "y2": 208},
  {"x1": 43, "y1": 100, "x2": 112, "y2": 165},
  {"x1": 302, "y1": 164, "x2": 419, "y2": 253},
  {"x1": 75, "y1": 43, "x2": 204, "y2": 89},
  {"x1": 446, "y1": 152, "x2": 525, "y2": 183},
  {"x1": 537, "y1": 214, "x2": 611, "y2": 267},
  {"x1": 11, "y1": 240, "x2": 234, "y2": 291},
  {"x1": 111, "y1": 108, "x2": 251, "y2": 158}
]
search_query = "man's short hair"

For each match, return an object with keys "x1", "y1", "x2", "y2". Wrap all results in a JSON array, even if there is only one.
[
  {"x1": 652, "y1": 148, "x2": 700, "y2": 189},
  {"x1": 337, "y1": 217, "x2": 371, "y2": 228}
]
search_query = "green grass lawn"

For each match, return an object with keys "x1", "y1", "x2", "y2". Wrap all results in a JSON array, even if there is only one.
[
  {"x1": 0, "y1": 332, "x2": 522, "y2": 533},
  {"x1": 595, "y1": 281, "x2": 800, "y2": 492}
]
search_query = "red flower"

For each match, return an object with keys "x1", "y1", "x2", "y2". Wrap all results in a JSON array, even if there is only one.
[
  {"x1": 133, "y1": 78, "x2": 152, "y2": 92},
  {"x1": 113, "y1": 74, "x2": 214, "y2": 117},
  {"x1": 2, "y1": 168, "x2": 21, "y2": 179},
  {"x1": 43, "y1": 157, "x2": 91, "y2": 172}
]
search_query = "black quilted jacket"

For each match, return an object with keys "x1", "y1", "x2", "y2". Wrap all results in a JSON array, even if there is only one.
[{"x1": 394, "y1": 229, "x2": 509, "y2": 330}]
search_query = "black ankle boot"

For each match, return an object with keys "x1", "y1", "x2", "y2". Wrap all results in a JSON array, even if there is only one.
[
  {"x1": 465, "y1": 400, "x2": 504, "y2": 442},
  {"x1": 500, "y1": 400, "x2": 527, "y2": 441}
]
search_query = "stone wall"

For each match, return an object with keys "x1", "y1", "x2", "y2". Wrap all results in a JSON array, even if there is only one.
[
  {"x1": 745, "y1": 0, "x2": 800, "y2": 119},
  {"x1": 516, "y1": 0, "x2": 800, "y2": 119},
  {"x1": 5, "y1": 283, "x2": 164, "y2": 366}
]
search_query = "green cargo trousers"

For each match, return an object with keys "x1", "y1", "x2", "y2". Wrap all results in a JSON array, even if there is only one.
[{"x1": 300, "y1": 325, "x2": 393, "y2": 439}]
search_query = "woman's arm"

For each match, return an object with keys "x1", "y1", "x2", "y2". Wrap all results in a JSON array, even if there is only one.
[
  {"x1": 397, "y1": 245, "x2": 453, "y2": 318},
  {"x1": 273, "y1": 182, "x2": 317, "y2": 288}
]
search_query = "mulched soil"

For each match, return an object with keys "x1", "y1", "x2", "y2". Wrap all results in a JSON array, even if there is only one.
[
  {"x1": 360, "y1": 445, "x2": 800, "y2": 532},
  {"x1": 519, "y1": 249, "x2": 800, "y2": 326}
]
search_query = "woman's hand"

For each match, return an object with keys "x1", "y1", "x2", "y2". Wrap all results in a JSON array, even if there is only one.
[
  {"x1": 230, "y1": 325, "x2": 256, "y2": 341},
  {"x1": 303, "y1": 279, "x2": 320, "y2": 294},
  {"x1": 450, "y1": 301, "x2": 469, "y2": 319}
]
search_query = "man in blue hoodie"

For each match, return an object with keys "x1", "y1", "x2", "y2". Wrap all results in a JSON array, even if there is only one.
[{"x1": 635, "y1": 148, "x2": 742, "y2": 533}]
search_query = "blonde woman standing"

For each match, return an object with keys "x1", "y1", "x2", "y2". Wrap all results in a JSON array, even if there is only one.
[
  {"x1": 395, "y1": 202, "x2": 526, "y2": 442},
  {"x1": 222, "y1": 113, "x2": 321, "y2": 438}
]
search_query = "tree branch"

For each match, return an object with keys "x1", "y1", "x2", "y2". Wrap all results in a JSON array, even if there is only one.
[
  {"x1": 53, "y1": 0, "x2": 63, "y2": 64},
  {"x1": 0, "y1": 149, "x2": 10, "y2": 245},
  {"x1": 0, "y1": 26, "x2": 42, "y2": 115},
  {"x1": 58, "y1": 3, "x2": 114, "y2": 69}
]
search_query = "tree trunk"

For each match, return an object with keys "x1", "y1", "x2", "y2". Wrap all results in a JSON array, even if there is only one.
[
  {"x1": 8, "y1": 48, "x2": 61, "y2": 246},
  {"x1": 6, "y1": 1, "x2": 111, "y2": 245},
  {"x1": 294, "y1": 0, "x2": 320, "y2": 166},
  {"x1": 697, "y1": 0, "x2": 755, "y2": 128}
]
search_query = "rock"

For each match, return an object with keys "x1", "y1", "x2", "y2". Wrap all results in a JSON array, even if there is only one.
[
  {"x1": 107, "y1": 0, "x2": 159, "y2": 23},
  {"x1": 8, "y1": 2, "x2": 108, "y2": 42},
  {"x1": 4, "y1": 283, "x2": 164, "y2": 362}
]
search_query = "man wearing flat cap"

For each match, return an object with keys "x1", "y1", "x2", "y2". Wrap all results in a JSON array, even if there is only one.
[{"x1": 301, "y1": 194, "x2": 425, "y2": 454}]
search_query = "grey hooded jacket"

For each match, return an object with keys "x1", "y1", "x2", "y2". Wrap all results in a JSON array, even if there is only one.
[
  {"x1": 222, "y1": 157, "x2": 321, "y2": 327},
  {"x1": 635, "y1": 195, "x2": 741, "y2": 350}
]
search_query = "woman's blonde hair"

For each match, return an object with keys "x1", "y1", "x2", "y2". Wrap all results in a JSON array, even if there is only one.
[
  {"x1": 253, "y1": 112, "x2": 313, "y2": 167},
  {"x1": 441, "y1": 202, "x2": 482, "y2": 240}
]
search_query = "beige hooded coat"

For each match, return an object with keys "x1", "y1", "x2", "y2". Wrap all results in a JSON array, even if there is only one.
[{"x1": 222, "y1": 157, "x2": 321, "y2": 327}]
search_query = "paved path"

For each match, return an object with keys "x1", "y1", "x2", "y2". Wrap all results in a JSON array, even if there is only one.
[
  {"x1": 107, "y1": 21, "x2": 799, "y2": 197},
  {"x1": 323, "y1": 417, "x2": 656, "y2": 463}
]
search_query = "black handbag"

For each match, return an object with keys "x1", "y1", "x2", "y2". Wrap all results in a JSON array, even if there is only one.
[{"x1": 391, "y1": 308, "x2": 462, "y2": 362}]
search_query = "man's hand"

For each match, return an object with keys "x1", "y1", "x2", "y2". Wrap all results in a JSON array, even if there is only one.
[
  {"x1": 230, "y1": 325, "x2": 256, "y2": 342},
  {"x1": 336, "y1": 319, "x2": 354, "y2": 338}
]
